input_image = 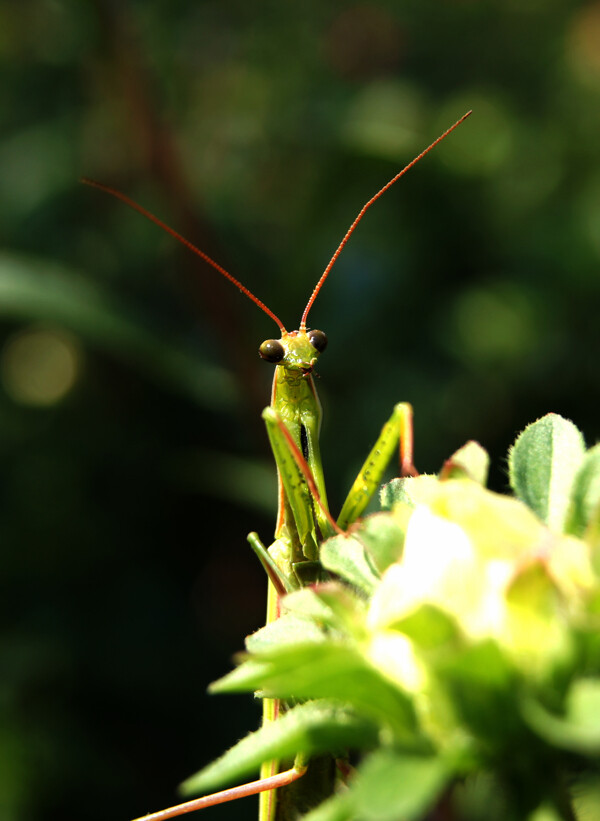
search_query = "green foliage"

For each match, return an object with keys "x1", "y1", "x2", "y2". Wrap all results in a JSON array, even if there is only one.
[
  {"x1": 440, "y1": 441, "x2": 490, "y2": 485},
  {"x1": 320, "y1": 535, "x2": 380, "y2": 596},
  {"x1": 188, "y1": 415, "x2": 600, "y2": 819},
  {"x1": 508, "y1": 414, "x2": 586, "y2": 532},
  {"x1": 302, "y1": 750, "x2": 451, "y2": 821},
  {"x1": 181, "y1": 702, "x2": 379, "y2": 796},
  {"x1": 566, "y1": 445, "x2": 600, "y2": 538}
]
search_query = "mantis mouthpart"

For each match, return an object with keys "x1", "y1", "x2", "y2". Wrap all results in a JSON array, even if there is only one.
[{"x1": 83, "y1": 109, "x2": 471, "y2": 821}]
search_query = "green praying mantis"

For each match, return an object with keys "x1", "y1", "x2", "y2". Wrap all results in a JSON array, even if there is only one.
[{"x1": 83, "y1": 109, "x2": 470, "y2": 821}]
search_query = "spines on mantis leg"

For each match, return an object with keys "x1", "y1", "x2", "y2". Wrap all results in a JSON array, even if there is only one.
[{"x1": 336, "y1": 402, "x2": 415, "y2": 531}]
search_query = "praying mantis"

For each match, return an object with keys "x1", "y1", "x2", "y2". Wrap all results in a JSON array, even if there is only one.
[{"x1": 83, "y1": 109, "x2": 470, "y2": 821}]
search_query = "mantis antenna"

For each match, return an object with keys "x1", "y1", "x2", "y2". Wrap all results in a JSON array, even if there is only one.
[
  {"x1": 80, "y1": 178, "x2": 288, "y2": 333},
  {"x1": 300, "y1": 109, "x2": 472, "y2": 330},
  {"x1": 82, "y1": 110, "x2": 471, "y2": 336}
]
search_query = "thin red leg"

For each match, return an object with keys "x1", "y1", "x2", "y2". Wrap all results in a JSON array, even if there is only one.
[{"x1": 131, "y1": 765, "x2": 307, "y2": 821}]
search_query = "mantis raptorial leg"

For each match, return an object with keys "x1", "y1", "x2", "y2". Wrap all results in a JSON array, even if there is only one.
[{"x1": 83, "y1": 110, "x2": 471, "y2": 821}]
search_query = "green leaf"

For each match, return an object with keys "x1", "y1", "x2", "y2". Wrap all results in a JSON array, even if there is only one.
[
  {"x1": 280, "y1": 584, "x2": 367, "y2": 640},
  {"x1": 440, "y1": 441, "x2": 489, "y2": 485},
  {"x1": 354, "y1": 513, "x2": 405, "y2": 574},
  {"x1": 349, "y1": 749, "x2": 449, "y2": 821},
  {"x1": 526, "y1": 804, "x2": 563, "y2": 821},
  {"x1": 392, "y1": 604, "x2": 460, "y2": 650},
  {"x1": 180, "y1": 701, "x2": 378, "y2": 795},
  {"x1": 211, "y1": 643, "x2": 419, "y2": 742},
  {"x1": 320, "y1": 535, "x2": 380, "y2": 595},
  {"x1": 566, "y1": 444, "x2": 600, "y2": 536},
  {"x1": 310, "y1": 584, "x2": 368, "y2": 639},
  {"x1": 571, "y1": 776, "x2": 600, "y2": 821},
  {"x1": 281, "y1": 587, "x2": 344, "y2": 624},
  {"x1": 246, "y1": 613, "x2": 326, "y2": 653},
  {"x1": 302, "y1": 791, "x2": 354, "y2": 821},
  {"x1": 504, "y1": 562, "x2": 568, "y2": 670},
  {"x1": 380, "y1": 475, "x2": 439, "y2": 510},
  {"x1": 508, "y1": 414, "x2": 585, "y2": 531},
  {"x1": 522, "y1": 678, "x2": 600, "y2": 754},
  {"x1": 436, "y1": 641, "x2": 519, "y2": 742},
  {"x1": 303, "y1": 751, "x2": 452, "y2": 821},
  {"x1": 452, "y1": 773, "x2": 512, "y2": 821}
]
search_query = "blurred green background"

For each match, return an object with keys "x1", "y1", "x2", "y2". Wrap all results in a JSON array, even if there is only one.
[{"x1": 1, "y1": 1, "x2": 600, "y2": 819}]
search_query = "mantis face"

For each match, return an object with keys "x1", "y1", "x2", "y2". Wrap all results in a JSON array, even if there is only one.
[{"x1": 258, "y1": 329, "x2": 327, "y2": 375}]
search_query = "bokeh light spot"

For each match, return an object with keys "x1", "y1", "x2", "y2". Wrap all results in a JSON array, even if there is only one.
[
  {"x1": 341, "y1": 80, "x2": 425, "y2": 161},
  {"x1": 449, "y1": 282, "x2": 541, "y2": 367},
  {"x1": 1, "y1": 327, "x2": 82, "y2": 407},
  {"x1": 490, "y1": 126, "x2": 564, "y2": 221}
]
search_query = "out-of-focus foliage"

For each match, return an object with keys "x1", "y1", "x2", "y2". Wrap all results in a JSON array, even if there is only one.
[{"x1": 1, "y1": 1, "x2": 599, "y2": 819}]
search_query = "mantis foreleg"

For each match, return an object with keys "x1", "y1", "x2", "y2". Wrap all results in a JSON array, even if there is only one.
[{"x1": 337, "y1": 402, "x2": 416, "y2": 530}]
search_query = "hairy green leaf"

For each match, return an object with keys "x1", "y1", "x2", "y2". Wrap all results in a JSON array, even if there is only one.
[
  {"x1": 508, "y1": 414, "x2": 585, "y2": 531},
  {"x1": 354, "y1": 513, "x2": 405, "y2": 575},
  {"x1": 380, "y1": 475, "x2": 439, "y2": 510},
  {"x1": 211, "y1": 643, "x2": 419, "y2": 742},
  {"x1": 246, "y1": 613, "x2": 326, "y2": 653},
  {"x1": 440, "y1": 441, "x2": 490, "y2": 485},
  {"x1": 320, "y1": 535, "x2": 380, "y2": 595},
  {"x1": 566, "y1": 444, "x2": 600, "y2": 537},
  {"x1": 180, "y1": 701, "x2": 378, "y2": 795},
  {"x1": 279, "y1": 585, "x2": 367, "y2": 642}
]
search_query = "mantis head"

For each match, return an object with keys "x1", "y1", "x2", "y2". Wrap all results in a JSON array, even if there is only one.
[{"x1": 258, "y1": 328, "x2": 328, "y2": 375}]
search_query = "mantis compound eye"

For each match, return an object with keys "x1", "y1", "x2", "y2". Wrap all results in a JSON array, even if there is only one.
[
  {"x1": 259, "y1": 339, "x2": 285, "y2": 363},
  {"x1": 308, "y1": 329, "x2": 327, "y2": 353}
]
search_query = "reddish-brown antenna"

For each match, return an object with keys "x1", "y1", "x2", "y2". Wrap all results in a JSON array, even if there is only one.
[
  {"x1": 300, "y1": 110, "x2": 472, "y2": 331},
  {"x1": 81, "y1": 178, "x2": 287, "y2": 333}
]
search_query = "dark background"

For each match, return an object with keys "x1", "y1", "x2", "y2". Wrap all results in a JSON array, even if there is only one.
[{"x1": 2, "y1": 1, "x2": 600, "y2": 819}]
